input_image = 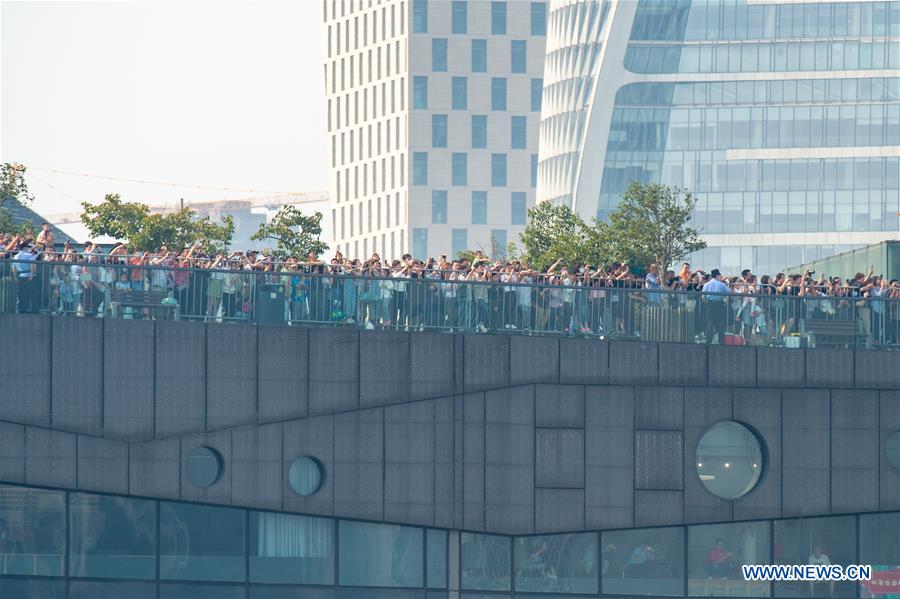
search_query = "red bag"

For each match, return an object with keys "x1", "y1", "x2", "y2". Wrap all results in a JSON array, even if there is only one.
[{"x1": 724, "y1": 334, "x2": 745, "y2": 346}]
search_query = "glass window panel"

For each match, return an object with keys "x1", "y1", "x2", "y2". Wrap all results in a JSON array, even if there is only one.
[
  {"x1": 432, "y1": 114, "x2": 448, "y2": 148},
  {"x1": 453, "y1": 153, "x2": 468, "y2": 186},
  {"x1": 602, "y1": 527, "x2": 684, "y2": 596},
  {"x1": 413, "y1": 76, "x2": 428, "y2": 110},
  {"x1": 427, "y1": 529, "x2": 448, "y2": 589},
  {"x1": 338, "y1": 591, "x2": 426, "y2": 599},
  {"x1": 452, "y1": 77, "x2": 467, "y2": 110},
  {"x1": 531, "y1": 78, "x2": 543, "y2": 112},
  {"x1": 511, "y1": 116, "x2": 527, "y2": 149},
  {"x1": 413, "y1": 228, "x2": 428, "y2": 258},
  {"x1": 338, "y1": 520, "x2": 424, "y2": 588},
  {"x1": 69, "y1": 493, "x2": 156, "y2": 579},
  {"x1": 491, "y1": 154, "x2": 507, "y2": 187},
  {"x1": 160, "y1": 583, "x2": 246, "y2": 599},
  {"x1": 461, "y1": 533, "x2": 511, "y2": 591},
  {"x1": 432, "y1": 190, "x2": 448, "y2": 224},
  {"x1": 432, "y1": 38, "x2": 448, "y2": 72},
  {"x1": 250, "y1": 587, "x2": 335, "y2": 599},
  {"x1": 452, "y1": 229, "x2": 468, "y2": 257},
  {"x1": 491, "y1": 1, "x2": 507, "y2": 34},
  {"x1": 413, "y1": 0, "x2": 427, "y2": 33},
  {"x1": 159, "y1": 501, "x2": 245, "y2": 582},
  {"x1": 452, "y1": 0, "x2": 467, "y2": 34},
  {"x1": 511, "y1": 192, "x2": 527, "y2": 225},
  {"x1": 249, "y1": 511, "x2": 334, "y2": 585},
  {"x1": 514, "y1": 532, "x2": 598, "y2": 594},
  {"x1": 471, "y1": 39, "x2": 487, "y2": 73},
  {"x1": 511, "y1": 40, "x2": 527, "y2": 73},
  {"x1": 0, "y1": 578, "x2": 65, "y2": 599},
  {"x1": 491, "y1": 78, "x2": 507, "y2": 111},
  {"x1": 68, "y1": 581, "x2": 157, "y2": 599},
  {"x1": 531, "y1": 2, "x2": 547, "y2": 35},
  {"x1": 860, "y1": 512, "x2": 900, "y2": 597},
  {"x1": 413, "y1": 152, "x2": 428, "y2": 185},
  {"x1": 773, "y1": 515, "x2": 856, "y2": 598},
  {"x1": 0, "y1": 484, "x2": 65, "y2": 577},
  {"x1": 491, "y1": 229, "x2": 507, "y2": 250},
  {"x1": 472, "y1": 191, "x2": 488, "y2": 225},
  {"x1": 688, "y1": 521, "x2": 771, "y2": 597},
  {"x1": 471, "y1": 115, "x2": 487, "y2": 149}
]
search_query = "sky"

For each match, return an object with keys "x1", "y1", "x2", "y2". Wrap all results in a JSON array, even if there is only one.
[{"x1": 1, "y1": 1, "x2": 326, "y2": 217}]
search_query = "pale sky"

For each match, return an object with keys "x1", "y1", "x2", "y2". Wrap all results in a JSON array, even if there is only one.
[{"x1": 1, "y1": 0, "x2": 326, "y2": 216}]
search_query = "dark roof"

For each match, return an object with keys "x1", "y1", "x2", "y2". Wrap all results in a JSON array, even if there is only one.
[{"x1": 2, "y1": 197, "x2": 76, "y2": 244}]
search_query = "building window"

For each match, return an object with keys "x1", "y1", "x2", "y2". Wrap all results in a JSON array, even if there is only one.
[
  {"x1": 432, "y1": 190, "x2": 448, "y2": 223},
  {"x1": 413, "y1": 152, "x2": 428, "y2": 185},
  {"x1": 287, "y1": 456, "x2": 326, "y2": 496},
  {"x1": 471, "y1": 115, "x2": 487, "y2": 148},
  {"x1": 531, "y1": 154, "x2": 538, "y2": 187},
  {"x1": 688, "y1": 522, "x2": 770, "y2": 596},
  {"x1": 160, "y1": 502, "x2": 246, "y2": 582},
  {"x1": 491, "y1": 228, "x2": 507, "y2": 250},
  {"x1": 452, "y1": 228, "x2": 468, "y2": 257},
  {"x1": 491, "y1": 1, "x2": 507, "y2": 35},
  {"x1": 510, "y1": 116, "x2": 527, "y2": 149},
  {"x1": 531, "y1": 2, "x2": 547, "y2": 35},
  {"x1": 249, "y1": 512, "x2": 334, "y2": 585},
  {"x1": 413, "y1": 228, "x2": 428, "y2": 257},
  {"x1": 491, "y1": 78, "x2": 507, "y2": 111},
  {"x1": 432, "y1": 114, "x2": 448, "y2": 148},
  {"x1": 427, "y1": 529, "x2": 448, "y2": 589},
  {"x1": 531, "y1": 78, "x2": 543, "y2": 111},
  {"x1": 471, "y1": 39, "x2": 487, "y2": 72},
  {"x1": 413, "y1": 76, "x2": 428, "y2": 109},
  {"x1": 511, "y1": 191, "x2": 526, "y2": 224},
  {"x1": 338, "y1": 521, "x2": 424, "y2": 588},
  {"x1": 696, "y1": 421, "x2": 765, "y2": 500},
  {"x1": 472, "y1": 191, "x2": 487, "y2": 224},
  {"x1": 452, "y1": 77, "x2": 468, "y2": 110},
  {"x1": 773, "y1": 516, "x2": 857, "y2": 598},
  {"x1": 432, "y1": 38, "x2": 448, "y2": 72},
  {"x1": 515, "y1": 534, "x2": 598, "y2": 594},
  {"x1": 452, "y1": 0, "x2": 467, "y2": 34},
  {"x1": 186, "y1": 446, "x2": 223, "y2": 488},
  {"x1": 461, "y1": 533, "x2": 511, "y2": 591},
  {"x1": 602, "y1": 527, "x2": 684, "y2": 596},
  {"x1": 413, "y1": 0, "x2": 427, "y2": 33},
  {"x1": 491, "y1": 153, "x2": 507, "y2": 186},
  {"x1": 511, "y1": 40, "x2": 527, "y2": 73},
  {"x1": 0, "y1": 485, "x2": 65, "y2": 577},
  {"x1": 452, "y1": 153, "x2": 468, "y2": 186}
]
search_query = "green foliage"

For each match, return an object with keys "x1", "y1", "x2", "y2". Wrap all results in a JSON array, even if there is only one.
[
  {"x1": 0, "y1": 162, "x2": 37, "y2": 235},
  {"x1": 80, "y1": 194, "x2": 234, "y2": 252},
  {"x1": 518, "y1": 202, "x2": 604, "y2": 269},
  {"x1": 602, "y1": 182, "x2": 706, "y2": 271},
  {"x1": 250, "y1": 205, "x2": 328, "y2": 259}
]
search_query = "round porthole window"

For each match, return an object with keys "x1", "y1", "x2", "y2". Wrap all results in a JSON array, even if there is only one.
[
  {"x1": 887, "y1": 431, "x2": 900, "y2": 471},
  {"x1": 187, "y1": 446, "x2": 223, "y2": 488},
  {"x1": 696, "y1": 421, "x2": 765, "y2": 500},
  {"x1": 289, "y1": 456, "x2": 325, "y2": 496}
]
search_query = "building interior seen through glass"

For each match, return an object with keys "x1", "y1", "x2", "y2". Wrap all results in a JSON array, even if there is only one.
[{"x1": 4, "y1": 483, "x2": 900, "y2": 598}]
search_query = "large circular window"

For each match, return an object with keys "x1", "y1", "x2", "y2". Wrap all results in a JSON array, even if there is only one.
[
  {"x1": 289, "y1": 456, "x2": 325, "y2": 496},
  {"x1": 696, "y1": 421, "x2": 765, "y2": 500},
  {"x1": 887, "y1": 431, "x2": 900, "y2": 471},
  {"x1": 186, "y1": 446, "x2": 223, "y2": 488}
]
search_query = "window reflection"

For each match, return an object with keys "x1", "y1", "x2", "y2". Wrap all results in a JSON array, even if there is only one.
[
  {"x1": 159, "y1": 582, "x2": 246, "y2": 599},
  {"x1": 0, "y1": 578, "x2": 65, "y2": 599},
  {"x1": 0, "y1": 485, "x2": 65, "y2": 577},
  {"x1": 514, "y1": 532, "x2": 598, "y2": 594},
  {"x1": 69, "y1": 493, "x2": 156, "y2": 579},
  {"x1": 860, "y1": 513, "x2": 900, "y2": 599},
  {"x1": 338, "y1": 520, "x2": 423, "y2": 588},
  {"x1": 461, "y1": 533, "x2": 511, "y2": 591},
  {"x1": 68, "y1": 580, "x2": 156, "y2": 599},
  {"x1": 602, "y1": 526, "x2": 685, "y2": 596},
  {"x1": 689, "y1": 521, "x2": 771, "y2": 597},
  {"x1": 427, "y1": 529, "x2": 448, "y2": 589},
  {"x1": 159, "y1": 501, "x2": 245, "y2": 582},
  {"x1": 250, "y1": 511, "x2": 334, "y2": 585},
  {"x1": 774, "y1": 516, "x2": 856, "y2": 598}
]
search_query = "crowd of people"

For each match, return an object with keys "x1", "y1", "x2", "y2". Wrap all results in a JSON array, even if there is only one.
[{"x1": 2, "y1": 226, "x2": 899, "y2": 347}]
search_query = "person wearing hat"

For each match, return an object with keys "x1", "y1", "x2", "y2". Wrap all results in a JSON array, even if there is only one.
[
  {"x1": 701, "y1": 268, "x2": 729, "y2": 344},
  {"x1": 13, "y1": 242, "x2": 38, "y2": 314}
]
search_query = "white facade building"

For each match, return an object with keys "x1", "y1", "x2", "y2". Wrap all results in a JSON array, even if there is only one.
[{"x1": 323, "y1": 0, "x2": 547, "y2": 260}]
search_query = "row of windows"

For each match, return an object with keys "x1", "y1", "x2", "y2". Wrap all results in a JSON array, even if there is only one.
[
  {"x1": 335, "y1": 230, "x2": 407, "y2": 262},
  {"x1": 331, "y1": 116, "x2": 403, "y2": 167},
  {"x1": 614, "y1": 78, "x2": 900, "y2": 108},
  {"x1": 326, "y1": 40, "x2": 404, "y2": 96},
  {"x1": 625, "y1": 40, "x2": 900, "y2": 74},
  {"x1": 334, "y1": 152, "x2": 405, "y2": 204},
  {"x1": 414, "y1": 0, "x2": 546, "y2": 37},
  {"x1": 688, "y1": 244, "x2": 863, "y2": 279},
  {"x1": 430, "y1": 37, "x2": 531, "y2": 74},
  {"x1": 323, "y1": 0, "x2": 398, "y2": 24},
  {"x1": 431, "y1": 190, "x2": 527, "y2": 225},
  {"x1": 608, "y1": 104, "x2": 900, "y2": 152},
  {"x1": 0, "y1": 484, "x2": 446, "y2": 590},
  {"x1": 413, "y1": 75, "x2": 543, "y2": 112},
  {"x1": 431, "y1": 114, "x2": 529, "y2": 149},
  {"x1": 413, "y1": 152, "x2": 538, "y2": 189},
  {"x1": 328, "y1": 80, "x2": 405, "y2": 133},
  {"x1": 412, "y1": 227, "x2": 509, "y2": 261},
  {"x1": 337, "y1": 193, "x2": 403, "y2": 240},
  {"x1": 325, "y1": 2, "x2": 402, "y2": 58},
  {"x1": 630, "y1": 0, "x2": 900, "y2": 42}
]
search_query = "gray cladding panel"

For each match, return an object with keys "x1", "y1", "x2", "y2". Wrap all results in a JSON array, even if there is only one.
[
  {"x1": 77, "y1": 435, "x2": 128, "y2": 494},
  {"x1": 206, "y1": 326, "x2": 257, "y2": 430},
  {"x1": 409, "y1": 333, "x2": 455, "y2": 400},
  {"x1": 0, "y1": 315, "x2": 51, "y2": 426},
  {"x1": 806, "y1": 349, "x2": 854, "y2": 389},
  {"x1": 257, "y1": 326, "x2": 309, "y2": 423},
  {"x1": 129, "y1": 437, "x2": 180, "y2": 500},
  {"x1": 360, "y1": 331, "x2": 410, "y2": 408},
  {"x1": 463, "y1": 392, "x2": 485, "y2": 531},
  {"x1": 51, "y1": 317, "x2": 103, "y2": 435},
  {"x1": 535, "y1": 428, "x2": 585, "y2": 488},
  {"x1": 535, "y1": 385, "x2": 584, "y2": 428},
  {"x1": 0, "y1": 421, "x2": 25, "y2": 483},
  {"x1": 179, "y1": 429, "x2": 232, "y2": 504},
  {"x1": 732, "y1": 389, "x2": 781, "y2": 520},
  {"x1": 155, "y1": 321, "x2": 206, "y2": 438},
  {"x1": 708, "y1": 345, "x2": 757, "y2": 387},
  {"x1": 634, "y1": 387, "x2": 683, "y2": 429},
  {"x1": 559, "y1": 339, "x2": 608, "y2": 385},
  {"x1": 510, "y1": 336, "x2": 559, "y2": 385},
  {"x1": 104, "y1": 319, "x2": 155, "y2": 441},
  {"x1": 484, "y1": 387, "x2": 534, "y2": 534},
  {"x1": 25, "y1": 427, "x2": 76, "y2": 489},
  {"x1": 232, "y1": 422, "x2": 283, "y2": 510},
  {"x1": 283, "y1": 415, "x2": 334, "y2": 516},
  {"x1": 609, "y1": 342, "x2": 658, "y2": 385},
  {"x1": 434, "y1": 397, "x2": 455, "y2": 529},
  {"x1": 782, "y1": 390, "x2": 830, "y2": 517},
  {"x1": 634, "y1": 490, "x2": 683, "y2": 527},
  {"x1": 535, "y1": 488, "x2": 585, "y2": 533},
  {"x1": 634, "y1": 430, "x2": 683, "y2": 491},
  {"x1": 880, "y1": 391, "x2": 900, "y2": 510},
  {"x1": 333, "y1": 408, "x2": 383, "y2": 520},
  {"x1": 463, "y1": 335, "x2": 510, "y2": 392},
  {"x1": 659, "y1": 343, "x2": 707, "y2": 386},
  {"x1": 308, "y1": 328, "x2": 359, "y2": 415},
  {"x1": 856, "y1": 350, "x2": 900, "y2": 389},
  {"x1": 585, "y1": 386, "x2": 634, "y2": 529},
  {"x1": 757, "y1": 347, "x2": 806, "y2": 387},
  {"x1": 384, "y1": 401, "x2": 435, "y2": 526},
  {"x1": 683, "y1": 388, "x2": 732, "y2": 523}
]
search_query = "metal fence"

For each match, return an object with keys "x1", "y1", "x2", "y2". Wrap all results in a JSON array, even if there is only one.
[{"x1": 1, "y1": 259, "x2": 898, "y2": 349}]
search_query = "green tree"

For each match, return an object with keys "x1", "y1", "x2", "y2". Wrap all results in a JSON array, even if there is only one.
[
  {"x1": 80, "y1": 194, "x2": 234, "y2": 252},
  {"x1": 250, "y1": 205, "x2": 328, "y2": 259},
  {"x1": 0, "y1": 162, "x2": 36, "y2": 235},
  {"x1": 603, "y1": 182, "x2": 706, "y2": 271},
  {"x1": 518, "y1": 201, "x2": 605, "y2": 269}
]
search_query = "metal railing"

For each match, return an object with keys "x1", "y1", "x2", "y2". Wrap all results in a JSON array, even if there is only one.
[{"x1": 1, "y1": 259, "x2": 898, "y2": 349}]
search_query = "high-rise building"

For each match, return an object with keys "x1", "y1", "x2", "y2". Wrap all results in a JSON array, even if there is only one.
[
  {"x1": 323, "y1": 0, "x2": 547, "y2": 260},
  {"x1": 538, "y1": 0, "x2": 900, "y2": 274}
]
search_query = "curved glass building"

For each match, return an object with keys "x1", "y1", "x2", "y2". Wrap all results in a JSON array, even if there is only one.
[{"x1": 537, "y1": 0, "x2": 900, "y2": 273}]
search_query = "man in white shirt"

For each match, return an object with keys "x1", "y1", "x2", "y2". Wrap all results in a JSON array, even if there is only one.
[{"x1": 808, "y1": 546, "x2": 834, "y2": 597}]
